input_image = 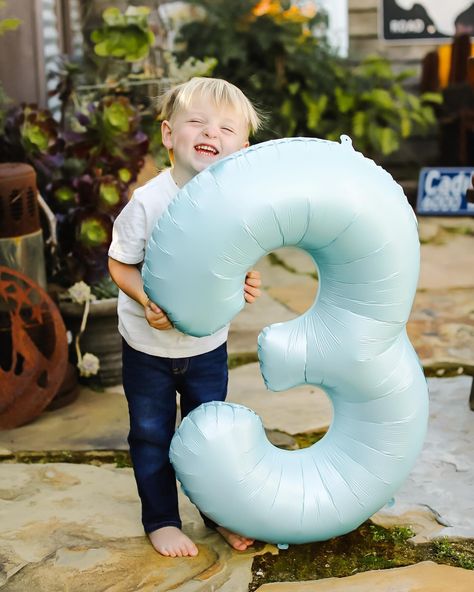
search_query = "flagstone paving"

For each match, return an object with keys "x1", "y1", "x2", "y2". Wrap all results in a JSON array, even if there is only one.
[
  {"x1": 372, "y1": 375, "x2": 474, "y2": 541},
  {"x1": 0, "y1": 215, "x2": 473, "y2": 590},
  {"x1": 254, "y1": 562, "x2": 474, "y2": 591}
]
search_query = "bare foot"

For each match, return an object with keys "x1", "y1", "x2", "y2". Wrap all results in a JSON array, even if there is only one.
[
  {"x1": 216, "y1": 526, "x2": 254, "y2": 551},
  {"x1": 148, "y1": 526, "x2": 199, "y2": 557}
]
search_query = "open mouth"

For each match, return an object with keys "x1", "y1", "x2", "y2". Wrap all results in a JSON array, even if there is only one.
[{"x1": 194, "y1": 144, "x2": 219, "y2": 156}]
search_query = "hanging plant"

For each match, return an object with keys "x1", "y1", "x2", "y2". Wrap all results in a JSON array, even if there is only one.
[{"x1": 91, "y1": 6, "x2": 155, "y2": 62}]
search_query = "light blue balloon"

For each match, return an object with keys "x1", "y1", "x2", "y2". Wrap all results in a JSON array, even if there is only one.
[{"x1": 143, "y1": 137, "x2": 429, "y2": 546}]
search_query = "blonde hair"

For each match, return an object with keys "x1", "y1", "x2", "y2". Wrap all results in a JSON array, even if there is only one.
[{"x1": 157, "y1": 77, "x2": 262, "y2": 136}]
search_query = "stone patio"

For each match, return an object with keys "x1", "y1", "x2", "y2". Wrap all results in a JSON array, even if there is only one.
[{"x1": 0, "y1": 215, "x2": 473, "y2": 591}]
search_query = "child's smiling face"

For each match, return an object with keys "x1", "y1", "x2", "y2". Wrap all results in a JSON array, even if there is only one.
[{"x1": 161, "y1": 96, "x2": 250, "y2": 187}]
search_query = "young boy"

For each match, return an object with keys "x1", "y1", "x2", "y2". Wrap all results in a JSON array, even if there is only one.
[{"x1": 108, "y1": 78, "x2": 263, "y2": 558}]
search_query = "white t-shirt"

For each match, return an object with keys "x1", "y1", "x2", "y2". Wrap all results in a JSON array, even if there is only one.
[{"x1": 108, "y1": 169, "x2": 229, "y2": 357}]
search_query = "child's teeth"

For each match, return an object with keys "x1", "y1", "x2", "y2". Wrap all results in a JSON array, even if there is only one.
[{"x1": 196, "y1": 145, "x2": 217, "y2": 154}]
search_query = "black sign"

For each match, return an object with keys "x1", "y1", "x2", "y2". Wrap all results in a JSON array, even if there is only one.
[{"x1": 381, "y1": 1, "x2": 474, "y2": 41}]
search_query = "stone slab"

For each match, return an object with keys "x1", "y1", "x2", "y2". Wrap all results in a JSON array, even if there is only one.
[
  {"x1": 251, "y1": 247, "x2": 473, "y2": 372},
  {"x1": 417, "y1": 217, "x2": 474, "y2": 291},
  {"x1": 419, "y1": 235, "x2": 474, "y2": 290},
  {"x1": 0, "y1": 388, "x2": 129, "y2": 452},
  {"x1": 0, "y1": 462, "x2": 275, "y2": 591},
  {"x1": 0, "y1": 361, "x2": 331, "y2": 453},
  {"x1": 407, "y1": 288, "x2": 474, "y2": 371},
  {"x1": 229, "y1": 289, "x2": 296, "y2": 355},
  {"x1": 373, "y1": 376, "x2": 474, "y2": 540},
  {"x1": 255, "y1": 561, "x2": 474, "y2": 591},
  {"x1": 227, "y1": 363, "x2": 332, "y2": 435}
]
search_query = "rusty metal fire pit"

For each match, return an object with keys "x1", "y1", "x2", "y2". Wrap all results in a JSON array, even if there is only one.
[{"x1": 0, "y1": 266, "x2": 68, "y2": 428}]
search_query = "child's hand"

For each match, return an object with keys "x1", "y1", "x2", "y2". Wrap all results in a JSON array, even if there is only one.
[
  {"x1": 144, "y1": 299, "x2": 173, "y2": 330},
  {"x1": 244, "y1": 270, "x2": 262, "y2": 304}
]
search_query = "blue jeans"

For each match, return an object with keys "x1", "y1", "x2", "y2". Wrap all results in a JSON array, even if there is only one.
[{"x1": 122, "y1": 339, "x2": 228, "y2": 533}]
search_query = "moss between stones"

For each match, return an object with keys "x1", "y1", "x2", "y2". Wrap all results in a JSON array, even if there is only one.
[
  {"x1": 432, "y1": 538, "x2": 474, "y2": 570},
  {"x1": 3, "y1": 450, "x2": 474, "y2": 587},
  {"x1": 249, "y1": 524, "x2": 474, "y2": 591},
  {"x1": 267, "y1": 251, "x2": 318, "y2": 280},
  {"x1": 292, "y1": 431, "x2": 327, "y2": 449},
  {"x1": 228, "y1": 351, "x2": 259, "y2": 370},
  {"x1": 423, "y1": 362, "x2": 474, "y2": 378},
  {"x1": 419, "y1": 224, "x2": 474, "y2": 245},
  {"x1": 442, "y1": 225, "x2": 474, "y2": 237},
  {"x1": 228, "y1": 352, "x2": 474, "y2": 378},
  {"x1": 0, "y1": 450, "x2": 132, "y2": 468}
]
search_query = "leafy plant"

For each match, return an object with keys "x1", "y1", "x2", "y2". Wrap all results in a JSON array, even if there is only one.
[
  {"x1": 175, "y1": 0, "x2": 333, "y2": 140},
  {"x1": 319, "y1": 56, "x2": 443, "y2": 156},
  {"x1": 175, "y1": 0, "x2": 441, "y2": 157},
  {"x1": 91, "y1": 6, "x2": 155, "y2": 62},
  {"x1": 0, "y1": 96, "x2": 149, "y2": 287},
  {"x1": 432, "y1": 537, "x2": 474, "y2": 570}
]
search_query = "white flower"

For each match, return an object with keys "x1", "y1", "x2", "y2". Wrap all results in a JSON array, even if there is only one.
[
  {"x1": 68, "y1": 281, "x2": 92, "y2": 305},
  {"x1": 77, "y1": 352, "x2": 100, "y2": 377}
]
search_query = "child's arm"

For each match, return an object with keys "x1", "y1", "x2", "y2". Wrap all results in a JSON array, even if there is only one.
[{"x1": 108, "y1": 257, "x2": 172, "y2": 330}]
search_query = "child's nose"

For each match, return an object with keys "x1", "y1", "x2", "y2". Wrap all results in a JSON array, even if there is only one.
[{"x1": 203, "y1": 125, "x2": 218, "y2": 138}]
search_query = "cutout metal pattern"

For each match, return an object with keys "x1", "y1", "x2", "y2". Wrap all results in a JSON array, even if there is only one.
[{"x1": 0, "y1": 267, "x2": 68, "y2": 428}]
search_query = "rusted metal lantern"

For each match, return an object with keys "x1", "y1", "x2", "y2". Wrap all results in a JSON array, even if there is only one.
[
  {"x1": 0, "y1": 266, "x2": 68, "y2": 428},
  {"x1": 0, "y1": 163, "x2": 47, "y2": 288}
]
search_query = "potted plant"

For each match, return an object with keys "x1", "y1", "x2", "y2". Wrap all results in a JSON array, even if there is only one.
[
  {"x1": 0, "y1": 2, "x2": 224, "y2": 386},
  {"x1": 0, "y1": 95, "x2": 149, "y2": 385}
]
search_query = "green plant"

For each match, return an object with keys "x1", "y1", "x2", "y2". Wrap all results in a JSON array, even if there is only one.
[
  {"x1": 91, "y1": 6, "x2": 155, "y2": 62},
  {"x1": 319, "y1": 56, "x2": 442, "y2": 156},
  {"x1": 0, "y1": 96, "x2": 149, "y2": 288},
  {"x1": 175, "y1": 0, "x2": 441, "y2": 157},
  {"x1": 175, "y1": 0, "x2": 333, "y2": 140},
  {"x1": 432, "y1": 537, "x2": 474, "y2": 569},
  {"x1": 369, "y1": 524, "x2": 415, "y2": 543}
]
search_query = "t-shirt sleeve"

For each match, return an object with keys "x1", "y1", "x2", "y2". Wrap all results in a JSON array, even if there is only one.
[{"x1": 108, "y1": 193, "x2": 147, "y2": 264}]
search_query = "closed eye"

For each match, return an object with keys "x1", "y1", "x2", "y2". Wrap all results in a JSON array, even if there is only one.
[{"x1": 222, "y1": 127, "x2": 236, "y2": 133}]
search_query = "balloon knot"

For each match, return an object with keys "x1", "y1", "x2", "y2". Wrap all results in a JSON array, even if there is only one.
[{"x1": 340, "y1": 135, "x2": 353, "y2": 148}]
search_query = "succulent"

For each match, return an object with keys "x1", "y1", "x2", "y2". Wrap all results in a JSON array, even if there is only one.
[{"x1": 0, "y1": 96, "x2": 149, "y2": 287}]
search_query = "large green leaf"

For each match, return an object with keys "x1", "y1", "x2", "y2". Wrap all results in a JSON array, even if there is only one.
[
  {"x1": 334, "y1": 87, "x2": 355, "y2": 113},
  {"x1": 377, "y1": 127, "x2": 399, "y2": 155},
  {"x1": 302, "y1": 92, "x2": 328, "y2": 130},
  {"x1": 362, "y1": 89, "x2": 394, "y2": 111},
  {"x1": 421, "y1": 92, "x2": 443, "y2": 104},
  {"x1": 352, "y1": 111, "x2": 366, "y2": 138},
  {"x1": 104, "y1": 102, "x2": 131, "y2": 133}
]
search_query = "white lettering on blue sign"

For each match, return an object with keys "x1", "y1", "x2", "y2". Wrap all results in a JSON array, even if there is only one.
[{"x1": 420, "y1": 170, "x2": 470, "y2": 213}]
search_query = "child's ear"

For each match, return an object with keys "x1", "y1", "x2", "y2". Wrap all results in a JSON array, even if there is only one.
[
  {"x1": 161, "y1": 120, "x2": 173, "y2": 149},
  {"x1": 243, "y1": 140, "x2": 250, "y2": 148}
]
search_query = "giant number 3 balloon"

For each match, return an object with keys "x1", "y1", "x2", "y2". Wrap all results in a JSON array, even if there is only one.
[{"x1": 143, "y1": 137, "x2": 429, "y2": 546}]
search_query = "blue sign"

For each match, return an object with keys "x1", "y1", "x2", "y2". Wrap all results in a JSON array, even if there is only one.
[{"x1": 416, "y1": 167, "x2": 474, "y2": 216}]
